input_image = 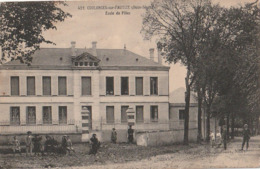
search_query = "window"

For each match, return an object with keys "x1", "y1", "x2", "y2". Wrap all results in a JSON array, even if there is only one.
[
  {"x1": 82, "y1": 77, "x2": 91, "y2": 95},
  {"x1": 27, "y1": 77, "x2": 35, "y2": 95},
  {"x1": 43, "y1": 106, "x2": 52, "y2": 124},
  {"x1": 179, "y1": 109, "x2": 185, "y2": 120},
  {"x1": 80, "y1": 62, "x2": 83, "y2": 66},
  {"x1": 121, "y1": 77, "x2": 129, "y2": 95},
  {"x1": 43, "y1": 77, "x2": 51, "y2": 95},
  {"x1": 136, "y1": 106, "x2": 144, "y2": 123},
  {"x1": 106, "y1": 106, "x2": 114, "y2": 124},
  {"x1": 11, "y1": 77, "x2": 19, "y2": 96},
  {"x1": 59, "y1": 106, "x2": 67, "y2": 124},
  {"x1": 150, "y1": 106, "x2": 158, "y2": 122},
  {"x1": 75, "y1": 62, "x2": 78, "y2": 66},
  {"x1": 106, "y1": 77, "x2": 114, "y2": 95},
  {"x1": 136, "y1": 77, "x2": 143, "y2": 95},
  {"x1": 27, "y1": 107, "x2": 36, "y2": 125},
  {"x1": 10, "y1": 107, "x2": 20, "y2": 125},
  {"x1": 121, "y1": 106, "x2": 129, "y2": 123},
  {"x1": 58, "y1": 77, "x2": 67, "y2": 95},
  {"x1": 150, "y1": 77, "x2": 158, "y2": 95}
]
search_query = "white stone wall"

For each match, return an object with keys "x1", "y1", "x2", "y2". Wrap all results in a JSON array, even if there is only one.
[{"x1": 0, "y1": 68, "x2": 170, "y2": 137}]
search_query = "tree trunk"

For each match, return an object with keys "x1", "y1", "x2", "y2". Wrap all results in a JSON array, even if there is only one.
[
  {"x1": 206, "y1": 104, "x2": 210, "y2": 142},
  {"x1": 197, "y1": 88, "x2": 202, "y2": 143},
  {"x1": 184, "y1": 71, "x2": 191, "y2": 145},
  {"x1": 231, "y1": 112, "x2": 235, "y2": 139},
  {"x1": 227, "y1": 113, "x2": 230, "y2": 140}
]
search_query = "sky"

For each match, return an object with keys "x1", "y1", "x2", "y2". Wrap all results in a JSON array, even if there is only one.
[{"x1": 40, "y1": 0, "x2": 256, "y2": 92}]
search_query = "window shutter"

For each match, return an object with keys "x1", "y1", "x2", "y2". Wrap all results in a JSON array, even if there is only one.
[
  {"x1": 58, "y1": 77, "x2": 67, "y2": 95},
  {"x1": 11, "y1": 77, "x2": 19, "y2": 96},
  {"x1": 27, "y1": 77, "x2": 35, "y2": 95},
  {"x1": 43, "y1": 77, "x2": 51, "y2": 95},
  {"x1": 106, "y1": 106, "x2": 114, "y2": 123},
  {"x1": 159, "y1": 76, "x2": 168, "y2": 96},
  {"x1": 82, "y1": 77, "x2": 91, "y2": 95},
  {"x1": 135, "y1": 77, "x2": 143, "y2": 95}
]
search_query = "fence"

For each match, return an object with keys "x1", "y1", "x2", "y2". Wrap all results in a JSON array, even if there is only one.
[{"x1": 0, "y1": 119, "x2": 198, "y2": 135}]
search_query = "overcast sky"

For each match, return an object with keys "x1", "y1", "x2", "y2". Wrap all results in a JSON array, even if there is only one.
[{"x1": 40, "y1": 0, "x2": 256, "y2": 92}]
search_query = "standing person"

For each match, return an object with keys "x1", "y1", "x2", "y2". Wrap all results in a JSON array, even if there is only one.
[
  {"x1": 33, "y1": 134, "x2": 43, "y2": 156},
  {"x1": 128, "y1": 125, "x2": 134, "y2": 143},
  {"x1": 66, "y1": 136, "x2": 75, "y2": 154},
  {"x1": 89, "y1": 134, "x2": 100, "y2": 155},
  {"x1": 44, "y1": 135, "x2": 53, "y2": 154},
  {"x1": 215, "y1": 129, "x2": 222, "y2": 147},
  {"x1": 111, "y1": 128, "x2": 117, "y2": 144},
  {"x1": 210, "y1": 130, "x2": 215, "y2": 147},
  {"x1": 11, "y1": 136, "x2": 21, "y2": 156},
  {"x1": 25, "y1": 131, "x2": 33, "y2": 156},
  {"x1": 222, "y1": 125, "x2": 227, "y2": 150},
  {"x1": 61, "y1": 135, "x2": 68, "y2": 155},
  {"x1": 241, "y1": 124, "x2": 251, "y2": 150}
]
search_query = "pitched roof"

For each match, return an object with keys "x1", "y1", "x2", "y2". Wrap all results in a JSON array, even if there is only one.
[{"x1": 2, "y1": 48, "x2": 169, "y2": 70}]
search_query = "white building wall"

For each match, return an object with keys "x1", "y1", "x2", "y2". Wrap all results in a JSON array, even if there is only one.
[{"x1": 0, "y1": 68, "x2": 170, "y2": 142}]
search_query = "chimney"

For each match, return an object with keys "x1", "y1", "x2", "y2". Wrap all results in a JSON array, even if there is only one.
[
  {"x1": 149, "y1": 48, "x2": 155, "y2": 61},
  {"x1": 157, "y1": 47, "x2": 163, "y2": 64},
  {"x1": 92, "y1": 41, "x2": 97, "y2": 56},
  {"x1": 71, "y1": 41, "x2": 76, "y2": 57}
]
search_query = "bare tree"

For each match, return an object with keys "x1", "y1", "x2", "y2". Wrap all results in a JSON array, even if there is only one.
[{"x1": 142, "y1": 0, "x2": 216, "y2": 144}]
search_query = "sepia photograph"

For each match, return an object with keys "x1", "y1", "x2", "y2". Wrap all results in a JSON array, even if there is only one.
[{"x1": 0, "y1": 0, "x2": 259, "y2": 168}]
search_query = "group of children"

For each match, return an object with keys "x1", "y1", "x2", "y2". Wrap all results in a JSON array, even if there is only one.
[{"x1": 11, "y1": 131, "x2": 75, "y2": 156}]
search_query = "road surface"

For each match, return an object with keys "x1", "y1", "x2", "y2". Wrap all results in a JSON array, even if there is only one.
[{"x1": 69, "y1": 135, "x2": 260, "y2": 169}]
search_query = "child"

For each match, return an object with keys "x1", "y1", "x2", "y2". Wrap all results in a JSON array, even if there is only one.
[
  {"x1": 25, "y1": 131, "x2": 33, "y2": 156},
  {"x1": 210, "y1": 130, "x2": 215, "y2": 147},
  {"x1": 215, "y1": 129, "x2": 222, "y2": 147},
  {"x1": 12, "y1": 136, "x2": 21, "y2": 156},
  {"x1": 89, "y1": 134, "x2": 100, "y2": 155},
  {"x1": 66, "y1": 136, "x2": 75, "y2": 154},
  {"x1": 33, "y1": 134, "x2": 43, "y2": 156},
  {"x1": 111, "y1": 128, "x2": 117, "y2": 144}
]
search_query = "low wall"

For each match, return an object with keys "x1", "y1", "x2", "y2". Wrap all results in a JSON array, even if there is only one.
[{"x1": 136, "y1": 128, "x2": 197, "y2": 146}]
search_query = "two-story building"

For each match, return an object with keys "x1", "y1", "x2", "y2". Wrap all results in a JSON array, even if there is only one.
[{"x1": 0, "y1": 41, "x2": 170, "y2": 142}]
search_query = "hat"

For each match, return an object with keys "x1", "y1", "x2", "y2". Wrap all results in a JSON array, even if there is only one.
[
  {"x1": 244, "y1": 124, "x2": 248, "y2": 128},
  {"x1": 112, "y1": 128, "x2": 115, "y2": 130},
  {"x1": 27, "y1": 131, "x2": 32, "y2": 134}
]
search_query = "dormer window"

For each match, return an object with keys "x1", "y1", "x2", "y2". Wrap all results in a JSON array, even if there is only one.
[{"x1": 72, "y1": 52, "x2": 100, "y2": 68}]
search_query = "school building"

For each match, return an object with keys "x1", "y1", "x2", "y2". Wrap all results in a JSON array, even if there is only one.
[{"x1": 0, "y1": 41, "x2": 174, "y2": 142}]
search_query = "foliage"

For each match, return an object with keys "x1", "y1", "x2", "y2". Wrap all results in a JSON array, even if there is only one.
[{"x1": 0, "y1": 2, "x2": 71, "y2": 65}]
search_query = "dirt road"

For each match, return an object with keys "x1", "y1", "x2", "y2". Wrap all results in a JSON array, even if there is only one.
[{"x1": 72, "y1": 135, "x2": 260, "y2": 169}]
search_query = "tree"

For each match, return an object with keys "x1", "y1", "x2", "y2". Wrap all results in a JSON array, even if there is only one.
[
  {"x1": 0, "y1": 2, "x2": 71, "y2": 64},
  {"x1": 142, "y1": 0, "x2": 216, "y2": 144}
]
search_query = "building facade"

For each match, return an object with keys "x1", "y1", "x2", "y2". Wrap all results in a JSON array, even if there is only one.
[{"x1": 0, "y1": 41, "x2": 170, "y2": 142}]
